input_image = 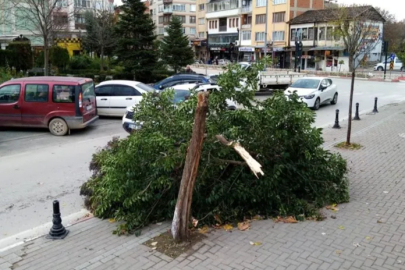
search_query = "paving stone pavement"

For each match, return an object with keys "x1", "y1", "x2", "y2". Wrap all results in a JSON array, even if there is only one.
[{"x1": 1, "y1": 102, "x2": 405, "y2": 270}]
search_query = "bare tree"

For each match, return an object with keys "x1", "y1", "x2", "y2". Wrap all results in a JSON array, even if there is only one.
[
  {"x1": 0, "y1": 0, "x2": 75, "y2": 75},
  {"x1": 333, "y1": 5, "x2": 385, "y2": 145},
  {"x1": 82, "y1": 10, "x2": 117, "y2": 71}
]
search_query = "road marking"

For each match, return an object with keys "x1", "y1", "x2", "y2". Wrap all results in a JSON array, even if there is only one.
[{"x1": 0, "y1": 209, "x2": 90, "y2": 253}]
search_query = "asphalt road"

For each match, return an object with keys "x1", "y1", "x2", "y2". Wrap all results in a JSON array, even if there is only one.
[
  {"x1": 0, "y1": 118, "x2": 127, "y2": 240},
  {"x1": 1, "y1": 74, "x2": 405, "y2": 243}
]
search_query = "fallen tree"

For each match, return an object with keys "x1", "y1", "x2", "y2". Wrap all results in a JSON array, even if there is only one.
[{"x1": 81, "y1": 59, "x2": 349, "y2": 236}]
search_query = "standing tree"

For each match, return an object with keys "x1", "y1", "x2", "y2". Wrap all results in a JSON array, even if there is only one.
[
  {"x1": 374, "y1": 7, "x2": 405, "y2": 53},
  {"x1": 115, "y1": 0, "x2": 157, "y2": 81},
  {"x1": 160, "y1": 16, "x2": 195, "y2": 73},
  {"x1": 49, "y1": 46, "x2": 70, "y2": 71},
  {"x1": 83, "y1": 11, "x2": 117, "y2": 72},
  {"x1": 0, "y1": 0, "x2": 74, "y2": 76},
  {"x1": 333, "y1": 5, "x2": 385, "y2": 146},
  {"x1": 6, "y1": 37, "x2": 33, "y2": 72}
]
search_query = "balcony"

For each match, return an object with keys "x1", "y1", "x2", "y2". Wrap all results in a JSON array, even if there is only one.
[
  {"x1": 163, "y1": 8, "x2": 172, "y2": 14},
  {"x1": 241, "y1": 24, "x2": 251, "y2": 29},
  {"x1": 163, "y1": 0, "x2": 172, "y2": 3},
  {"x1": 219, "y1": 26, "x2": 227, "y2": 32},
  {"x1": 241, "y1": 5, "x2": 252, "y2": 13}
]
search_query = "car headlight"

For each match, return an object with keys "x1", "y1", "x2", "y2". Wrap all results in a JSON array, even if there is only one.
[{"x1": 303, "y1": 94, "x2": 315, "y2": 99}]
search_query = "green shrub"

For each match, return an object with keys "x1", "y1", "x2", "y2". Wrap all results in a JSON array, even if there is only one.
[
  {"x1": 81, "y1": 59, "x2": 349, "y2": 234},
  {"x1": 69, "y1": 55, "x2": 92, "y2": 69}
]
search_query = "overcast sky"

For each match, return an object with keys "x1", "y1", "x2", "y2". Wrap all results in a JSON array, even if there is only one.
[{"x1": 114, "y1": 0, "x2": 405, "y2": 21}]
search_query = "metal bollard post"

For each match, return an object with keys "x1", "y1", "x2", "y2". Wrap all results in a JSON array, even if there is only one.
[
  {"x1": 46, "y1": 200, "x2": 69, "y2": 239},
  {"x1": 298, "y1": 66, "x2": 301, "y2": 73},
  {"x1": 333, "y1": 109, "x2": 341, "y2": 129},
  {"x1": 353, "y1": 103, "x2": 361, "y2": 120},
  {"x1": 372, "y1": 97, "x2": 378, "y2": 113}
]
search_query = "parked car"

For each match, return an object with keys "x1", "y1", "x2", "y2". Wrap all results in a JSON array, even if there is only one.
[
  {"x1": 218, "y1": 59, "x2": 232, "y2": 65},
  {"x1": 122, "y1": 83, "x2": 236, "y2": 133},
  {"x1": 237, "y1": 62, "x2": 252, "y2": 70},
  {"x1": 0, "y1": 76, "x2": 98, "y2": 136},
  {"x1": 374, "y1": 57, "x2": 403, "y2": 71},
  {"x1": 94, "y1": 80, "x2": 155, "y2": 117},
  {"x1": 153, "y1": 74, "x2": 214, "y2": 90},
  {"x1": 284, "y1": 77, "x2": 338, "y2": 110}
]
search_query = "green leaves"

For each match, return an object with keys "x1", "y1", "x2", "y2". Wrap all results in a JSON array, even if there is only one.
[{"x1": 83, "y1": 58, "x2": 348, "y2": 233}]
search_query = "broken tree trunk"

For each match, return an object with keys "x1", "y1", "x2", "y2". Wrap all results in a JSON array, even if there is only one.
[
  {"x1": 216, "y1": 135, "x2": 264, "y2": 178},
  {"x1": 171, "y1": 92, "x2": 209, "y2": 242}
]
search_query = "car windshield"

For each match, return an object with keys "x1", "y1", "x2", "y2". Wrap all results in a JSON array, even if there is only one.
[
  {"x1": 172, "y1": 89, "x2": 190, "y2": 103},
  {"x1": 136, "y1": 82, "x2": 155, "y2": 92},
  {"x1": 290, "y1": 79, "x2": 320, "y2": 89}
]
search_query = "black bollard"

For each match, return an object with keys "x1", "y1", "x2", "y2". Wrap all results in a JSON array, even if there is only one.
[
  {"x1": 46, "y1": 200, "x2": 69, "y2": 239},
  {"x1": 298, "y1": 66, "x2": 301, "y2": 73},
  {"x1": 333, "y1": 109, "x2": 341, "y2": 129},
  {"x1": 372, "y1": 97, "x2": 379, "y2": 113},
  {"x1": 353, "y1": 103, "x2": 361, "y2": 120}
]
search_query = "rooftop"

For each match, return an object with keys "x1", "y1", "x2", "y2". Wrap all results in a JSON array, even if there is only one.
[{"x1": 288, "y1": 5, "x2": 385, "y2": 25}]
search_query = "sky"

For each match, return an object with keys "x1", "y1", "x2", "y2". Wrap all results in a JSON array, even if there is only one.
[{"x1": 114, "y1": 0, "x2": 405, "y2": 21}]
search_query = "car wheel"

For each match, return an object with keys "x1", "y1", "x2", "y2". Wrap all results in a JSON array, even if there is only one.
[
  {"x1": 312, "y1": 98, "x2": 321, "y2": 110},
  {"x1": 377, "y1": 67, "x2": 384, "y2": 71},
  {"x1": 331, "y1": 93, "x2": 338, "y2": 105},
  {"x1": 49, "y1": 118, "x2": 69, "y2": 136}
]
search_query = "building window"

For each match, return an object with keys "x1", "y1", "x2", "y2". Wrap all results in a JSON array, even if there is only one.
[
  {"x1": 308, "y1": 27, "x2": 314, "y2": 40},
  {"x1": 207, "y1": 0, "x2": 238, "y2": 12},
  {"x1": 199, "y1": 18, "x2": 204, "y2": 25},
  {"x1": 326, "y1": 26, "x2": 333, "y2": 40},
  {"x1": 75, "y1": 14, "x2": 85, "y2": 24},
  {"x1": 182, "y1": 28, "x2": 186, "y2": 34},
  {"x1": 256, "y1": 0, "x2": 266, "y2": 7},
  {"x1": 199, "y1": 4, "x2": 204, "y2": 10},
  {"x1": 246, "y1": 15, "x2": 252, "y2": 24},
  {"x1": 209, "y1": 20, "x2": 217, "y2": 29},
  {"x1": 242, "y1": 31, "x2": 251, "y2": 40},
  {"x1": 163, "y1": 16, "x2": 171, "y2": 24},
  {"x1": 74, "y1": 0, "x2": 90, "y2": 8},
  {"x1": 190, "y1": 27, "x2": 196, "y2": 34},
  {"x1": 319, "y1": 27, "x2": 325, "y2": 40},
  {"x1": 158, "y1": 27, "x2": 165, "y2": 35},
  {"x1": 190, "y1": 4, "x2": 196, "y2": 12},
  {"x1": 255, "y1": 32, "x2": 265, "y2": 41},
  {"x1": 173, "y1": 4, "x2": 186, "y2": 11},
  {"x1": 190, "y1": 16, "x2": 196, "y2": 23},
  {"x1": 291, "y1": 29, "x2": 296, "y2": 41},
  {"x1": 272, "y1": 12, "x2": 285, "y2": 23},
  {"x1": 255, "y1": 14, "x2": 266, "y2": 24},
  {"x1": 273, "y1": 0, "x2": 286, "y2": 4},
  {"x1": 174, "y1": 15, "x2": 186, "y2": 23},
  {"x1": 158, "y1": 5, "x2": 164, "y2": 12},
  {"x1": 302, "y1": 28, "x2": 308, "y2": 40},
  {"x1": 199, "y1": 32, "x2": 205, "y2": 38},
  {"x1": 159, "y1": 16, "x2": 163, "y2": 24},
  {"x1": 272, "y1": 31, "x2": 284, "y2": 41}
]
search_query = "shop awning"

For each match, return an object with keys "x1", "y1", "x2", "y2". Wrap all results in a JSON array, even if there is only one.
[{"x1": 309, "y1": 46, "x2": 345, "y2": 51}]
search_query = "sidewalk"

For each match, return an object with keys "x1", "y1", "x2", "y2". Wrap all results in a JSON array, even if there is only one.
[{"x1": 1, "y1": 102, "x2": 405, "y2": 270}]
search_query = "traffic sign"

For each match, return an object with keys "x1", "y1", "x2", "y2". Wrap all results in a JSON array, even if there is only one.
[{"x1": 390, "y1": 61, "x2": 394, "y2": 70}]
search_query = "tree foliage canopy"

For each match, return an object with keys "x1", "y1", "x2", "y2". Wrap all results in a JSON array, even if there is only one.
[
  {"x1": 114, "y1": 0, "x2": 157, "y2": 81},
  {"x1": 160, "y1": 16, "x2": 195, "y2": 73},
  {"x1": 81, "y1": 60, "x2": 349, "y2": 234}
]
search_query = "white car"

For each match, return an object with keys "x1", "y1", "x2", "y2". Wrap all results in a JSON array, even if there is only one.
[
  {"x1": 122, "y1": 83, "x2": 237, "y2": 133},
  {"x1": 374, "y1": 57, "x2": 403, "y2": 71},
  {"x1": 95, "y1": 80, "x2": 155, "y2": 116},
  {"x1": 284, "y1": 77, "x2": 338, "y2": 110}
]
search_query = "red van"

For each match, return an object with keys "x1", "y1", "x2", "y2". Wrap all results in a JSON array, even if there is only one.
[{"x1": 0, "y1": 77, "x2": 98, "y2": 136}]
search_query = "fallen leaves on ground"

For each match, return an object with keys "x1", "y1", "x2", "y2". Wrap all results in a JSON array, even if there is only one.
[
  {"x1": 214, "y1": 215, "x2": 222, "y2": 225},
  {"x1": 365, "y1": 236, "x2": 373, "y2": 241},
  {"x1": 326, "y1": 204, "x2": 339, "y2": 212},
  {"x1": 338, "y1": 225, "x2": 345, "y2": 230},
  {"x1": 252, "y1": 215, "x2": 263, "y2": 220},
  {"x1": 223, "y1": 224, "x2": 233, "y2": 231},
  {"x1": 237, "y1": 221, "x2": 251, "y2": 231},
  {"x1": 198, "y1": 225, "x2": 209, "y2": 234},
  {"x1": 274, "y1": 216, "x2": 298, "y2": 223},
  {"x1": 151, "y1": 242, "x2": 158, "y2": 246},
  {"x1": 335, "y1": 250, "x2": 342, "y2": 255},
  {"x1": 108, "y1": 218, "x2": 116, "y2": 223},
  {"x1": 249, "y1": 241, "x2": 262, "y2": 246}
]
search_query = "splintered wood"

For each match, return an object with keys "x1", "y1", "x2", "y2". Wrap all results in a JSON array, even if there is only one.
[{"x1": 215, "y1": 135, "x2": 264, "y2": 178}]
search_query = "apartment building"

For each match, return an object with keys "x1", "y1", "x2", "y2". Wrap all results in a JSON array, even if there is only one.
[
  {"x1": 149, "y1": 0, "x2": 197, "y2": 40},
  {"x1": 197, "y1": 0, "x2": 324, "y2": 67},
  {"x1": 0, "y1": 0, "x2": 115, "y2": 51}
]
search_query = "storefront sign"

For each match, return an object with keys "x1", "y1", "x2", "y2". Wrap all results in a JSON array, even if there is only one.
[
  {"x1": 210, "y1": 47, "x2": 221, "y2": 51},
  {"x1": 239, "y1": 47, "x2": 254, "y2": 52}
]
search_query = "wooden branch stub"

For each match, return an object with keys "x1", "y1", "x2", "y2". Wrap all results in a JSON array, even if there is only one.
[{"x1": 215, "y1": 135, "x2": 264, "y2": 178}]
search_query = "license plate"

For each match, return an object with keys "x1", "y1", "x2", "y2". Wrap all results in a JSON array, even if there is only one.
[{"x1": 86, "y1": 105, "x2": 93, "y2": 110}]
